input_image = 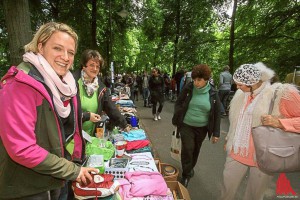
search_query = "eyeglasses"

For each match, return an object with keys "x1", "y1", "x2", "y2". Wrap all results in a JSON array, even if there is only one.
[{"x1": 87, "y1": 64, "x2": 100, "y2": 69}]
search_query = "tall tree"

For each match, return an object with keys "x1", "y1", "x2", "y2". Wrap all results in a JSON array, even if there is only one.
[
  {"x1": 91, "y1": 0, "x2": 98, "y2": 49},
  {"x1": 229, "y1": 0, "x2": 238, "y2": 73},
  {"x1": 3, "y1": 0, "x2": 32, "y2": 65},
  {"x1": 172, "y1": 0, "x2": 181, "y2": 75}
]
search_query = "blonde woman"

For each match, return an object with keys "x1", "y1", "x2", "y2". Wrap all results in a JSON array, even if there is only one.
[{"x1": 0, "y1": 22, "x2": 98, "y2": 199}]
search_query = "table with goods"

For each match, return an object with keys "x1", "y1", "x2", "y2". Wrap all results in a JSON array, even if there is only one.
[{"x1": 73, "y1": 86, "x2": 190, "y2": 200}]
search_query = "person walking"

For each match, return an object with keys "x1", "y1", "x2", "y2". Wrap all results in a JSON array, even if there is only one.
[
  {"x1": 0, "y1": 22, "x2": 99, "y2": 199},
  {"x1": 149, "y1": 67, "x2": 165, "y2": 120},
  {"x1": 142, "y1": 70, "x2": 150, "y2": 107},
  {"x1": 172, "y1": 64, "x2": 221, "y2": 187},
  {"x1": 175, "y1": 66, "x2": 185, "y2": 96},
  {"x1": 218, "y1": 65, "x2": 233, "y2": 116},
  {"x1": 221, "y1": 62, "x2": 300, "y2": 200},
  {"x1": 73, "y1": 49, "x2": 130, "y2": 136}
]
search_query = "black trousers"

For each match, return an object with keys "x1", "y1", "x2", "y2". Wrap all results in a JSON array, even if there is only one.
[
  {"x1": 180, "y1": 123, "x2": 207, "y2": 178},
  {"x1": 151, "y1": 94, "x2": 164, "y2": 115}
]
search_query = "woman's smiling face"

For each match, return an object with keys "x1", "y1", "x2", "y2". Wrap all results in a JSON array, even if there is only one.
[
  {"x1": 83, "y1": 59, "x2": 100, "y2": 79},
  {"x1": 38, "y1": 31, "x2": 76, "y2": 76}
]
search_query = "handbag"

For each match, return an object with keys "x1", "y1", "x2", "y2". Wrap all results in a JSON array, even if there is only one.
[
  {"x1": 252, "y1": 89, "x2": 300, "y2": 173},
  {"x1": 170, "y1": 127, "x2": 181, "y2": 162}
]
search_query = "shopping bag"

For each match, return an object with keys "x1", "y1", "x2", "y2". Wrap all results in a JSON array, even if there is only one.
[
  {"x1": 252, "y1": 88, "x2": 300, "y2": 173},
  {"x1": 253, "y1": 126, "x2": 300, "y2": 173},
  {"x1": 170, "y1": 127, "x2": 181, "y2": 162}
]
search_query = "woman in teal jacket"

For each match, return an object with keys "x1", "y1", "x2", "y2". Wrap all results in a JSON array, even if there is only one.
[{"x1": 172, "y1": 64, "x2": 221, "y2": 187}]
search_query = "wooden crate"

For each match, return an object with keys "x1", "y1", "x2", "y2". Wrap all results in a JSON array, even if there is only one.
[
  {"x1": 166, "y1": 181, "x2": 191, "y2": 200},
  {"x1": 159, "y1": 162, "x2": 179, "y2": 181}
]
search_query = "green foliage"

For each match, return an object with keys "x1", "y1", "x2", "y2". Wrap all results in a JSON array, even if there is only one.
[{"x1": 0, "y1": 0, "x2": 299, "y2": 81}]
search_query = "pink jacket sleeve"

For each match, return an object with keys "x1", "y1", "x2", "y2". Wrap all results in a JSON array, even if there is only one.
[
  {"x1": 0, "y1": 81, "x2": 48, "y2": 168},
  {"x1": 278, "y1": 89, "x2": 300, "y2": 133}
]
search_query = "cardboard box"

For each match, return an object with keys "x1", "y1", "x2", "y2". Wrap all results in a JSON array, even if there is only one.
[
  {"x1": 154, "y1": 158, "x2": 162, "y2": 172},
  {"x1": 166, "y1": 181, "x2": 191, "y2": 200}
]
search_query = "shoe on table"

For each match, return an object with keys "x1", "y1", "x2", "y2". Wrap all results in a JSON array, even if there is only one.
[
  {"x1": 153, "y1": 115, "x2": 158, "y2": 121},
  {"x1": 72, "y1": 173, "x2": 115, "y2": 198}
]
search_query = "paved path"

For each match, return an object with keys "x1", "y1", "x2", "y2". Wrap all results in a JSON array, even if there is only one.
[{"x1": 134, "y1": 98, "x2": 300, "y2": 200}]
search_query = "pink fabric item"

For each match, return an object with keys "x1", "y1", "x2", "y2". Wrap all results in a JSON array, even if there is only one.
[
  {"x1": 126, "y1": 140, "x2": 150, "y2": 150},
  {"x1": 23, "y1": 52, "x2": 77, "y2": 118},
  {"x1": 117, "y1": 171, "x2": 168, "y2": 200}
]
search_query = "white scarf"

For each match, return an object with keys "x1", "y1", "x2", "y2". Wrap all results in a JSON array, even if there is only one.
[
  {"x1": 81, "y1": 70, "x2": 99, "y2": 96},
  {"x1": 23, "y1": 52, "x2": 77, "y2": 118},
  {"x1": 232, "y1": 81, "x2": 270, "y2": 156}
]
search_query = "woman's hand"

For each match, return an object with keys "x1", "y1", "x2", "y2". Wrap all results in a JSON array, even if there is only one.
[
  {"x1": 76, "y1": 167, "x2": 99, "y2": 186},
  {"x1": 212, "y1": 136, "x2": 219, "y2": 144},
  {"x1": 261, "y1": 115, "x2": 284, "y2": 129},
  {"x1": 90, "y1": 112, "x2": 101, "y2": 122}
]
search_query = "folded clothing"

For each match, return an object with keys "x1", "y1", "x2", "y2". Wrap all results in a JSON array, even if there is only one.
[
  {"x1": 122, "y1": 129, "x2": 146, "y2": 141},
  {"x1": 116, "y1": 171, "x2": 168, "y2": 200},
  {"x1": 126, "y1": 140, "x2": 150, "y2": 150}
]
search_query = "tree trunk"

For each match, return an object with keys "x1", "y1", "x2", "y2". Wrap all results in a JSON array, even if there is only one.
[
  {"x1": 228, "y1": 0, "x2": 238, "y2": 74},
  {"x1": 3, "y1": 0, "x2": 32, "y2": 65},
  {"x1": 172, "y1": 0, "x2": 181, "y2": 76},
  {"x1": 91, "y1": 0, "x2": 98, "y2": 49}
]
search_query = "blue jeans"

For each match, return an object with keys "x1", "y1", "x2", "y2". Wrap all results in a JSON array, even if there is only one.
[{"x1": 143, "y1": 88, "x2": 150, "y2": 106}]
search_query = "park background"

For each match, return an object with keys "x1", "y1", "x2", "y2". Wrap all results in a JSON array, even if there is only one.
[{"x1": 1, "y1": 0, "x2": 299, "y2": 83}]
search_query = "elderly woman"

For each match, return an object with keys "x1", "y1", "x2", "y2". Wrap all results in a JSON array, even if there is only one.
[
  {"x1": 221, "y1": 62, "x2": 300, "y2": 200},
  {"x1": 73, "y1": 49, "x2": 129, "y2": 136},
  {"x1": 0, "y1": 22, "x2": 98, "y2": 199},
  {"x1": 172, "y1": 64, "x2": 221, "y2": 187}
]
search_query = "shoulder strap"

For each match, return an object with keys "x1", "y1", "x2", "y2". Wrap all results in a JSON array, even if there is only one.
[
  {"x1": 17, "y1": 62, "x2": 32, "y2": 74},
  {"x1": 268, "y1": 88, "x2": 279, "y2": 114}
]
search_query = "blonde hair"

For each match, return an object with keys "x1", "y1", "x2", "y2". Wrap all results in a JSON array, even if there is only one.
[{"x1": 24, "y1": 22, "x2": 78, "y2": 53}]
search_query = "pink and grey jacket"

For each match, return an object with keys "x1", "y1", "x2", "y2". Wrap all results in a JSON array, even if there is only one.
[{"x1": 0, "y1": 63, "x2": 85, "y2": 199}]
